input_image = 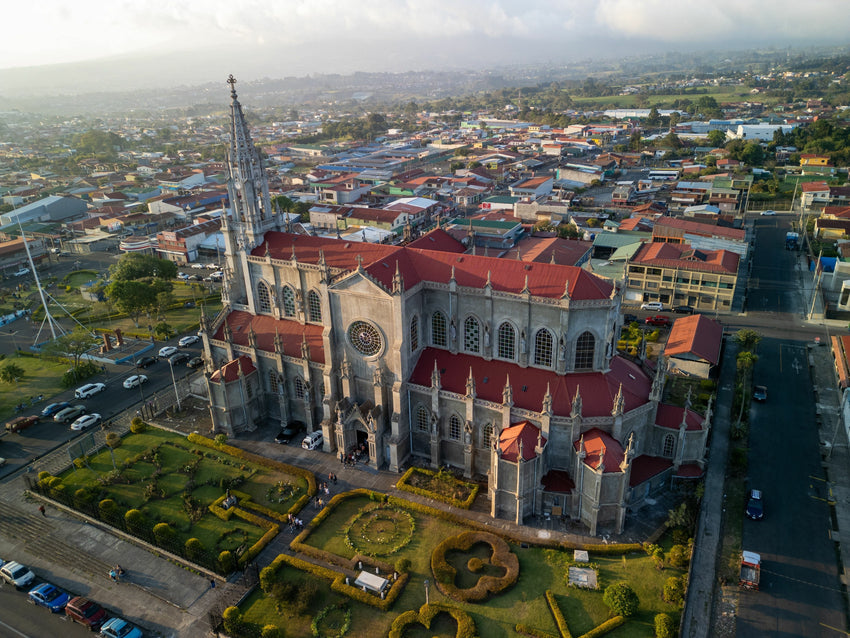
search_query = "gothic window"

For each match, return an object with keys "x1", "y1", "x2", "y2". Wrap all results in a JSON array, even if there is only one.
[
  {"x1": 464, "y1": 316, "x2": 480, "y2": 353},
  {"x1": 497, "y1": 322, "x2": 516, "y2": 360},
  {"x1": 246, "y1": 382, "x2": 254, "y2": 398},
  {"x1": 348, "y1": 321, "x2": 383, "y2": 356},
  {"x1": 416, "y1": 406, "x2": 429, "y2": 432},
  {"x1": 574, "y1": 331, "x2": 595, "y2": 370},
  {"x1": 410, "y1": 315, "x2": 419, "y2": 352},
  {"x1": 308, "y1": 290, "x2": 322, "y2": 323},
  {"x1": 269, "y1": 371, "x2": 281, "y2": 393},
  {"x1": 449, "y1": 414, "x2": 462, "y2": 441},
  {"x1": 534, "y1": 328, "x2": 554, "y2": 367},
  {"x1": 482, "y1": 423, "x2": 493, "y2": 449},
  {"x1": 257, "y1": 281, "x2": 272, "y2": 313},
  {"x1": 432, "y1": 311, "x2": 447, "y2": 347},
  {"x1": 663, "y1": 433, "x2": 676, "y2": 458},
  {"x1": 294, "y1": 377, "x2": 307, "y2": 400},
  {"x1": 281, "y1": 286, "x2": 296, "y2": 317}
]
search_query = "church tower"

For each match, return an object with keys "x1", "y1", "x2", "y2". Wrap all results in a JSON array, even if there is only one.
[{"x1": 221, "y1": 74, "x2": 280, "y2": 306}]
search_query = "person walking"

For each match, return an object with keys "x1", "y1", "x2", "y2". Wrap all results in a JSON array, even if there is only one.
[
  {"x1": 109, "y1": 569, "x2": 118, "y2": 582},
  {"x1": 38, "y1": 505, "x2": 46, "y2": 517}
]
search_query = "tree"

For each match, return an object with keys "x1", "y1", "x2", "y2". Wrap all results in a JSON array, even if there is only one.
[
  {"x1": 663, "y1": 576, "x2": 684, "y2": 606},
  {"x1": 733, "y1": 328, "x2": 762, "y2": 353},
  {"x1": 647, "y1": 106, "x2": 661, "y2": 127},
  {"x1": 273, "y1": 195, "x2": 294, "y2": 214},
  {"x1": 155, "y1": 291, "x2": 176, "y2": 319},
  {"x1": 106, "y1": 280, "x2": 157, "y2": 327},
  {"x1": 42, "y1": 327, "x2": 98, "y2": 369},
  {"x1": 707, "y1": 130, "x2": 727, "y2": 148},
  {"x1": 741, "y1": 141, "x2": 765, "y2": 166},
  {"x1": 603, "y1": 582, "x2": 640, "y2": 616},
  {"x1": 0, "y1": 362, "x2": 24, "y2": 384},
  {"x1": 109, "y1": 253, "x2": 176, "y2": 282}
]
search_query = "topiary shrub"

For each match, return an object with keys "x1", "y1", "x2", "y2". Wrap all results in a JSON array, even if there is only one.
[
  {"x1": 153, "y1": 522, "x2": 175, "y2": 546},
  {"x1": 105, "y1": 431, "x2": 121, "y2": 449},
  {"x1": 603, "y1": 582, "x2": 639, "y2": 617},
  {"x1": 430, "y1": 530, "x2": 519, "y2": 603},
  {"x1": 261, "y1": 625, "x2": 283, "y2": 638},
  {"x1": 395, "y1": 557, "x2": 411, "y2": 574},
  {"x1": 663, "y1": 576, "x2": 684, "y2": 606},
  {"x1": 219, "y1": 550, "x2": 235, "y2": 574},
  {"x1": 124, "y1": 509, "x2": 147, "y2": 535},
  {"x1": 214, "y1": 433, "x2": 227, "y2": 446},
  {"x1": 130, "y1": 418, "x2": 147, "y2": 434},
  {"x1": 467, "y1": 557, "x2": 483, "y2": 573},
  {"x1": 260, "y1": 565, "x2": 277, "y2": 593},
  {"x1": 654, "y1": 612, "x2": 676, "y2": 638},
  {"x1": 185, "y1": 537, "x2": 204, "y2": 561},
  {"x1": 99, "y1": 498, "x2": 118, "y2": 519},
  {"x1": 667, "y1": 544, "x2": 688, "y2": 568},
  {"x1": 222, "y1": 606, "x2": 244, "y2": 635}
]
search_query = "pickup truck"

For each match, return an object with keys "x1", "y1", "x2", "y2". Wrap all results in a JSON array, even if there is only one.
[{"x1": 739, "y1": 551, "x2": 761, "y2": 590}]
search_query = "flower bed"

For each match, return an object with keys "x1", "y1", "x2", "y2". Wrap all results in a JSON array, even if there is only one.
[
  {"x1": 343, "y1": 503, "x2": 415, "y2": 557},
  {"x1": 396, "y1": 467, "x2": 479, "y2": 509}
]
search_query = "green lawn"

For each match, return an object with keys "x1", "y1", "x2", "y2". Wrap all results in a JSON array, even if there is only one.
[
  {"x1": 241, "y1": 492, "x2": 686, "y2": 637},
  {"x1": 0, "y1": 354, "x2": 70, "y2": 421},
  {"x1": 51, "y1": 427, "x2": 307, "y2": 571}
]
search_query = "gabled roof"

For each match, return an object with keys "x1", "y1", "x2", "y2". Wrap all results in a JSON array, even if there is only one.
[
  {"x1": 406, "y1": 228, "x2": 466, "y2": 253},
  {"x1": 499, "y1": 421, "x2": 546, "y2": 462},
  {"x1": 574, "y1": 428, "x2": 624, "y2": 473},
  {"x1": 664, "y1": 314, "x2": 723, "y2": 365},
  {"x1": 409, "y1": 349, "x2": 651, "y2": 417},
  {"x1": 653, "y1": 216, "x2": 745, "y2": 241},
  {"x1": 802, "y1": 181, "x2": 829, "y2": 192},
  {"x1": 629, "y1": 455, "x2": 673, "y2": 486},
  {"x1": 211, "y1": 310, "x2": 325, "y2": 364},
  {"x1": 631, "y1": 242, "x2": 739, "y2": 275},
  {"x1": 210, "y1": 355, "x2": 256, "y2": 383},
  {"x1": 655, "y1": 404, "x2": 705, "y2": 431}
]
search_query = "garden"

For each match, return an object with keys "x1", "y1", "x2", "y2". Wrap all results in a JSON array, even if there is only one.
[
  {"x1": 34, "y1": 425, "x2": 314, "y2": 573},
  {"x1": 235, "y1": 489, "x2": 690, "y2": 638}
]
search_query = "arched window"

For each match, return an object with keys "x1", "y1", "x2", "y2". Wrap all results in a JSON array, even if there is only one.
[
  {"x1": 416, "y1": 406, "x2": 429, "y2": 432},
  {"x1": 269, "y1": 370, "x2": 281, "y2": 393},
  {"x1": 534, "y1": 328, "x2": 554, "y2": 367},
  {"x1": 497, "y1": 322, "x2": 516, "y2": 360},
  {"x1": 257, "y1": 281, "x2": 272, "y2": 313},
  {"x1": 449, "y1": 414, "x2": 462, "y2": 441},
  {"x1": 663, "y1": 433, "x2": 676, "y2": 458},
  {"x1": 308, "y1": 290, "x2": 322, "y2": 323},
  {"x1": 432, "y1": 311, "x2": 447, "y2": 347},
  {"x1": 294, "y1": 377, "x2": 307, "y2": 400},
  {"x1": 464, "y1": 316, "x2": 480, "y2": 353},
  {"x1": 281, "y1": 286, "x2": 296, "y2": 317},
  {"x1": 410, "y1": 315, "x2": 419, "y2": 352},
  {"x1": 482, "y1": 423, "x2": 493, "y2": 449},
  {"x1": 574, "y1": 331, "x2": 595, "y2": 370}
]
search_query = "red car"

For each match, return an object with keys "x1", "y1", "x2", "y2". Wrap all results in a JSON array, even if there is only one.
[
  {"x1": 5, "y1": 414, "x2": 39, "y2": 433},
  {"x1": 644, "y1": 315, "x2": 671, "y2": 327},
  {"x1": 65, "y1": 596, "x2": 107, "y2": 630}
]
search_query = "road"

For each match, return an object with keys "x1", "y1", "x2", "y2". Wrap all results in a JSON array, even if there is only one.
[
  {"x1": 735, "y1": 214, "x2": 845, "y2": 636},
  {"x1": 0, "y1": 583, "x2": 94, "y2": 638}
]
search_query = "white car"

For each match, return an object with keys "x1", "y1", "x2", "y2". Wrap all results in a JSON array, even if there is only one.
[
  {"x1": 640, "y1": 301, "x2": 664, "y2": 311},
  {"x1": 158, "y1": 345, "x2": 178, "y2": 358},
  {"x1": 13, "y1": 267, "x2": 30, "y2": 277},
  {"x1": 191, "y1": 263, "x2": 206, "y2": 270},
  {"x1": 123, "y1": 374, "x2": 148, "y2": 389},
  {"x1": 71, "y1": 413, "x2": 101, "y2": 431},
  {"x1": 74, "y1": 382, "x2": 106, "y2": 399},
  {"x1": 177, "y1": 272, "x2": 190, "y2": 280},
  {"x1": 1, "y1": 561, "x2": 35, "y2": 589},
  {"x1": 207, "y1": 270, "x2": 224, "y2": 281},
  {"x1": 760, "y1": 210, "x2": 776, "y2": 216},
  {"x1": 178, "y1": 335, "x2": 199, "y2": 347}
]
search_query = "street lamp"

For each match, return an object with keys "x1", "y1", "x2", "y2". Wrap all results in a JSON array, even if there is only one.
[
  {"x1": 167, "y1": 357, "x2": 182, "y2": 412},
  {"x1": 424, "y1": 579, "x2": 429, "y2": 604}
]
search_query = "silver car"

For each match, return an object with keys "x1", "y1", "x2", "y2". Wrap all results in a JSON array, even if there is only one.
[{"x1": 54, "y1": 405, "x2": 86, "y2": 423}]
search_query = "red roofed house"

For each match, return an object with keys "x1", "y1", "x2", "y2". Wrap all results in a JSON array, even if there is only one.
[
  {"x1": 663, "y1": 314, "x2": 723, "y2": 378},
  {"x1": 200, "y1": 77, "x2": 712, "y2": 535}
]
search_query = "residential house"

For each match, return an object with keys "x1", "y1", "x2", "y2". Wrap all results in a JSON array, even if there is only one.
[{"x1": 663, "y1": 315, "x2": 723, "y2": 379}]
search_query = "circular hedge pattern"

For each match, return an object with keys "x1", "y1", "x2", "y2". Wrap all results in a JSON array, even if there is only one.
[
  {"x1": 344, "y1": 505, "x2": 415, "y2": 557},
  {"x1": 311, "y1": 603, "x2": 351, "y2": 637},
  {"x1": 430, "y1": 530, "x2": 519, "y2": 603}
]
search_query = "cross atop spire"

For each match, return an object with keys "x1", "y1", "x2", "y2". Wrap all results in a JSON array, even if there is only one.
[{"x1": 227, "y1": 74, "x2": 238, "y2": 99}]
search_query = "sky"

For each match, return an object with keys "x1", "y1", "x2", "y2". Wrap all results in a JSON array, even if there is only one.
[{"x1": 2, "y1": 0, "x2": 847, "y2": 75}]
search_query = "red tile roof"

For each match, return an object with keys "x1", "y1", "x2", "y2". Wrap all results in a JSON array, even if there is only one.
[
  {"x1": 574, "y1": 428, "x2": 624, "y2": 473},
  {"x1": 540, "y1": 469, "x2": 575, "y2": 493},
  {"x1": 664, "y1": 314, "x2": 723, "y2": 365},
  {"x1": 210, "y1": 355, "x2": 256, "y2": 383},
  {"x1": 516, "y1": 236, "x2": 593, "y2": 266},
  {"x1": 674, "y1": 463, "x2": 705, "y2": 478},
  {"x1": 654, "y1": 216, "x2": 745, "y2": 241},
  {"x1": 802, "y1": 181, "x2": 829, "y2": 192},
  {"x1": 631, "y1": 242, "x2": 739, "y2": 275},
  {"x1": 211, "y1": 310, "x2": 325, "y2": 364},
  {"x1": 655, "y1": 404, "x2": 705, "y2": 431},
  {"x1": 629, "y1": 455, "x2": 673, "y2": 486},
  {"x1": 406, "y1": 228, "x2": 466, "y2": 253},
  {"x1": 410, "y1": 349, "x2": 651, "y2": 417},
  {"x1": 499, "y1": 420, "x2": 546, "y2": 462},
  {"x1": 254, "y1": 232, "x2": 614, "y2": 301}
]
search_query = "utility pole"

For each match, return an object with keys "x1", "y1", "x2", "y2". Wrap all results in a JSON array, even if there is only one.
[{"x1": 808, "y1": 248, "x2": 823, "y2": 320}]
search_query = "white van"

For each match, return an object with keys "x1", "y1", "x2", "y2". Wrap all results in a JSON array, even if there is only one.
[
  {"x1": 640, "y1": 301, "x2": 664, "y2": 311},
  {"x1": 302, "y1": 431, "x2": 324, "y2": 450}
]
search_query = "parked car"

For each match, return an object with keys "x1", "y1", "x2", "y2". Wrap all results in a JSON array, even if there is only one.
[
  {"x1": 28, "y1": 582, "x2": 71, "y2": 612},
  {"x1": 65, "y1": 596, "x2": 107, "y2": 631},
  {"x1": 158, "y1": 346, "x2": 178, "y2": 358},
  {"x1": 71, "y1": 413, "x2": 102, "y2": 431},
  {"x1": 302, "y1": 430, "x2": 324, "y2": 450},
  {"x1": 623, "y1": 314, "x2": 638, "y2": 324},
  {"x1": 760, "y1": 210, "x2": 776, "y2": 216},
  {"x1": 123, "y1": 374, "x2": 148, "y2": 389},
  {"x1": 1, "y1": 561, "x2": 36, "y2": 588},
  {"x1": 169, "y1": 352, "x2": 190, "y2": 365},
  {"x1": 753, "y1": 385, "x2": 768, "y2": 402},
  {"x1": 672, "y1": 305, "x2": 695, "y2": 315},
  {"x1": 275, "y1": 421, "x2": 306, "y2": 444},
  {"x1": 41, "y1": 402, "x2": 71, "y2": 417},
  {"x1": 178, "y1": 335, "x2": 199, "y2": 347},
  {"x1": 188, "y1": 274, "x2": 204, "y2": 281},
  {"x1": 640, "y1": 301, "x2": 664, "y2": 311},
  {"x1": 187, "y1": 356, "x2": 204, "y2": 369},
  {"x1": 13, "y1": 267, "x2": 29, "y2": 277},
  {"x1": 75, "y1": 382, "x2": 106, "y2": 399},
  {"x1": 190, "y1": 263, "x2": 206, "y2": 270},
  {"x1": 644, "y1": 315, "x2": 671, "y2": 327},
  {"x1": 54, "y1": 405, "x2": 86, "y2": 423},
  {"x1": 206, "y1": 270, "x2": 224, "y2": 282},
  {"x1": 746, "y1": 489, "x2": 764, "y2": 520},
  {"x1": 6, "y1": 414, "x2": 40, "y2": 433},
  {"x1": 183, "y1": 301, "x2": 196, "y2": 309},
  {"x1": 135, "y1": 356, "x2": 158, "y2": 369},
  {"x1": 99, "y1": 616, "x2": 144, "y2": 638},
  {"x1": 177, "y1": 272, "x2": 190, "y2": 280}
]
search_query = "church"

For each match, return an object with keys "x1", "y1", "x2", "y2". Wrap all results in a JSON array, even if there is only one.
[{"x1": 200, "y1": 76, "x2": 711, "y2": 535}]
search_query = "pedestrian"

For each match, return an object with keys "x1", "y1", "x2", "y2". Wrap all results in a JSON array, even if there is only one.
[
  {"x1": 210, "y1": 579, "x2": 216, "y2": 590},
  {"x1": 38, "y1": 505, "x2": 46, "y2": 517},
  {"x1": 339, "y1": 452, "x2": 345, "y2": 465},
  {"x1": 109, "y1": 569, "x2": 118, "y2": 582},
  {"x1": 332, "y1": 473, "x2": 337, "y2": 485},
  {"x1": 115, "y1": 564, "x2": 125, "y2": 576},
  {"x1": 324, "y1": 485, "x2": 329, "y2": 496}
]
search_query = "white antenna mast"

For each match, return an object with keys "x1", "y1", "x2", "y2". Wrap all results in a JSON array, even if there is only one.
[{"x1": 17, "y1": 217, "x2": 63, "y2": 342}]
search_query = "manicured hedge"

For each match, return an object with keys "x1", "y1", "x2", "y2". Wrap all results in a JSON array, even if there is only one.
[
  {"x1": 545, "y1": 590, "x2": 573, "y2": 638},
  {"x1": 430, "y1": 530, "x2": 519, "y2": 603},
  {"x1": 388, "y1": 603, "x2": 477, "y2": 638},
  {"x1": 515, "y1": 625, "x2": 559, "y2": 638},
  {"x1": 209, "y1": 490, "x2": 292, "y2": 524},
  {"x1": 396, "y1": 467, "x2": 480, "y2": 509},
  {"x1": 576, "y1": 616, "x2": 625, "y2": 638}
]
